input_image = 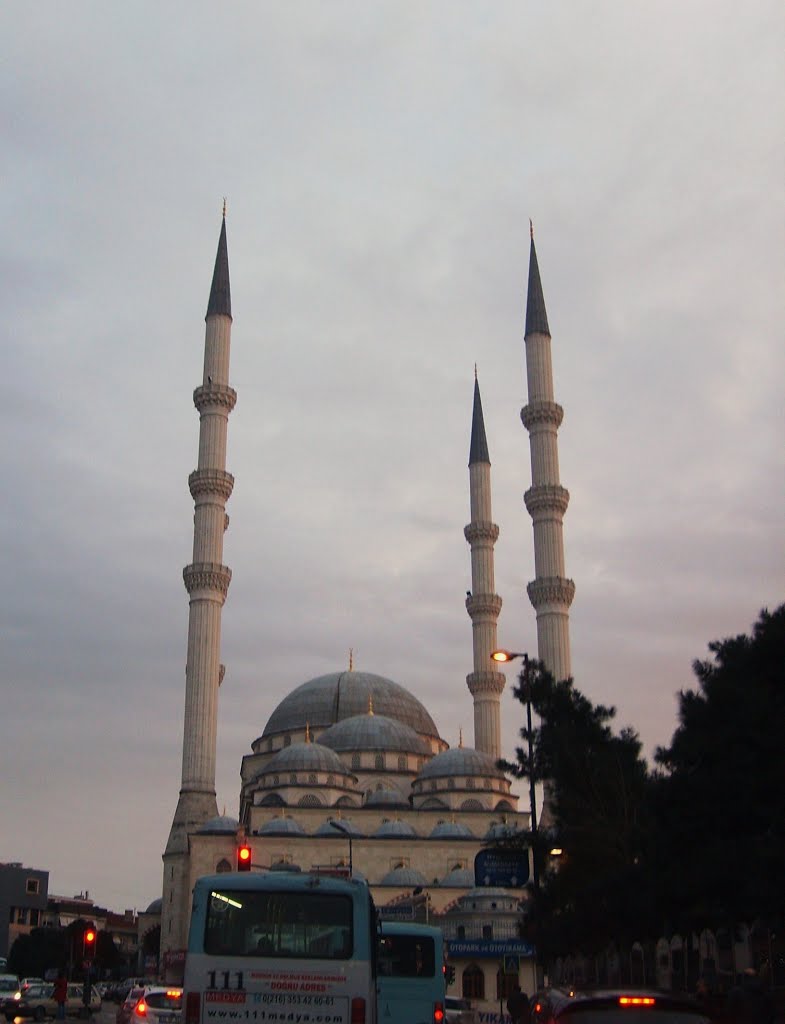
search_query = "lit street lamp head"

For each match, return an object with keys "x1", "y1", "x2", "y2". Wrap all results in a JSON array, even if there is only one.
[{"x1": 490, "y1": 649, "x2": 528, "y2": 664}]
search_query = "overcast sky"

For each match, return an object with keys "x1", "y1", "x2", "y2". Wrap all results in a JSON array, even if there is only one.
[{"x1": 1, "y1": 2, "x2": 782, "y2": 915}]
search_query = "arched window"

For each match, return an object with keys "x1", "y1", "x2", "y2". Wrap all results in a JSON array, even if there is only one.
[
  {"x1": 466, "y1": 778, "x2": 475, "y2": 789},
  {"x1": 397, "y1": 755, "x2": 407, "y2": 771},
  {"x1": 327, "y1": 774, "x2": 335, "y2": 785},
  {"x1": 448, "y1": 779, "x2": 455, "y2": 789},
  {"x1": 216, "y1": 858, "x2": 231, "y2": 874},
  {"x1": 289, "y1": 773, "x2": 297, "y2": 784},
  {"x1": 308, "y1": 773, "x2": 317, "y2": 785},
  {"x1": 430, "y1": 781, "x2": 438, "y2": 791},
  {"x1": 462, "y1": 964, "x2": 484, "y2": 1000},
  {"x1": 374, "y1": 754, "x2": 385, "y2": 770},
  {"x1": 496, "y1": 968, "x2": 518, "y2": 1001},
  {"x1": 461, "y1": 799, "x2": 483, "y2": 811},
  {"x1": 272, "y1": 775, "x2": 280, "y2": 786},
  {"x1": 456, "y1": 925, "x2": 466, "y2": 940},
  {"x1": 483, "y1": 779, "x2": 491, "y2": 789},
  {"x1": 284, "y1": 735, "x2": 291, "y2": 747},
  {"x1": 352, "y1": 753, "x2": 361, "y2": 770},
  {"x1": 297, "y1": 794, "x2": 322, "y2": 807}
]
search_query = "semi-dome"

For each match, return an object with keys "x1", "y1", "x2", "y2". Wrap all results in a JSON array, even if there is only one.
[
  {"x1": 198, "y1": 814, "x2": 239, "y2": 834},
  {"x1": 416, "y1": 747, "x2": 505, "y2": 781},
  {"x1": 319, "y1": 714, "x2": 429, "y2": 755},
  {"x1": 374, "y1": 819, "x2": 418, "y2": 838},
  {"x1": 440, "y1": 867, "x2": 475, "y2": 887},
  {"x1": 257, "y1": 816, "x2": 307, "y2": 836},
  {"x1": 261, "y1": 671, "x2": 439, "y2": 740},
  {"x1": 379, "y1": 866, "x2": 428, "y2": 887},
  {"x1": 263, "y1": 742, "x2": 346, "y2": 776},
  {"x1": 364, "y1": 788, "x2": 410, "y2": 809},
  {"x1": 430, "y1": 821, "x2": 474, "y2": 839}
]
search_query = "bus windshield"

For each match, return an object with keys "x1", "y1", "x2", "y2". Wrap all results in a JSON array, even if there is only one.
[{"x1": 205, "y1": 886, "x2": 353, "y2": 959}]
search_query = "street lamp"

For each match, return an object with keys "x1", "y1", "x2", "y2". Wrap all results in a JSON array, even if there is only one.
[
  {"x1": 490, "y1": 649, "x2": 539, "y2": 894},
  {"x1": 329, "y1": 819, "x2": 353, "y2": 878}
]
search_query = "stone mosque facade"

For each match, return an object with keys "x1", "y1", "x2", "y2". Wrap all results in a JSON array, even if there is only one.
[{"x1": 159, "y1": 216, "x2": 574, "y2": 1006}]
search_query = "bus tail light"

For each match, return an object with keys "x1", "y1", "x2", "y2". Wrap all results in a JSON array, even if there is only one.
[
  {"x1": 185, "y1": 992, "x2": 201, "y2": 1024},
  {"x1": 350, "y1": 997, "x2": 366, "y2": 1023},
  {"x1": 433, "y1": 1002, "x2": 445, "y2": 1022}
]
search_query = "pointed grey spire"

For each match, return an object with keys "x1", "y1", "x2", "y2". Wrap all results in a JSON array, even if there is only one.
[
  {"x1": 206, "y1": 216, "x2": 232, "y2": 320},
  {"x1": 525, "y1": 235, "x2": 550, "y2": 337},
  {"x1": 469, "y1": 374, "x2": 490, "y2": 465}
]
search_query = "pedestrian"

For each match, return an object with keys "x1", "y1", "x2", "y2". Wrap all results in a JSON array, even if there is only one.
[
  {"x1": 52, "y1": 970, "x2": 67, "y2": 1021},
  {"x1": 506, "y1": 983, "x2": 530, "y2": 1024}
]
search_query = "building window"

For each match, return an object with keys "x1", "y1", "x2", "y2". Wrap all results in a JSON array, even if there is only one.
[
  {"x1": 216, "y1": 859, "x2": 232, "y2": 874},
  {"x1": 308, "y1": 773, "x2": 317, "y2": 785},
  {"x1": 466, "y1": 778, "x2": 475, "y2": 789},
  {"x1": 484, "y1": 779, "x2": 491, "y2": 789},
  {"x1": 289, "y1": 773, "x2": 297, "y2": 784},
  {"x1": 430, "y1": 781, "x2": 437, "y2": 791},
  {"x1": 352, "y1": 754, "x2": 361, "y2": 770},
  {"x1": 327, "y1": 774, "x2": 335, "y2": 785},
  {"x1": 457, "y1": 925, "x2": 466, "y2": 940},
  {"x1": 17, "y1": 908, "x2": 28, "y2": 924},
  {"x1": 497, "y1": 969, "x2": 518, "y2": 1001},
  {"x1": 375, "y1": 754, "x2": 384, "y2": 770},
  {"x1": 482, "y1": 925, "x2": 493, "y2": 939},
  {"x1": 26, "y1": 878, "x2": 40, "y2": 895},
  {"x1": 298, "y1": 794, "x2": 322, "y2": 807},
  {"x1": 30, "y1": 910, "x2": 39, "y2": 926},
  {"x1": 448, "y1": 779, "x2": 455, "y2": 789},
  {"x1": 284, "y1": 735, "x2": 291, "y2": 747},
  {"x1": 397, "y1": 755, "x2": 407, "y2": 771},
  {"x1": 272, "y1": 775, "x2": 280, "y2": 786},
  {"x1": 463, "y1": 965, "x2": 484, "y2": 1000}
]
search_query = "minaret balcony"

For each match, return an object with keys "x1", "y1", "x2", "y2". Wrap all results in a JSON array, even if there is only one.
[
  {"x1": 524, "y1": 484, "x2": 570, "y2": 518},
  {"x1": 183, "y1": 561, "x2": 232, "y2": 601},
  {"x1": 463, "y1": 521, "x2": 499, "y2": 544},
  {"x1": 520, "y1": 400, "x2": 563, "y2": 430},
  {"x1": 466, "y1": 670, "x2": 506, "y2": 698},
  {"x1": 189, "y1": 468, "x2": 235, "y2": 502},
  {"x1": 193, "y1": 382, "x2": 237, "y2": 413},
  {"x1": 526, "y1": 575, "x2": 576, "y2": 610},
  {"x1": 465, "y1": 593, "x2": 503, "y2": 618}
]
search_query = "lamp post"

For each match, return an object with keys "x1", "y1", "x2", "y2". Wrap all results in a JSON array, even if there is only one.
[
  {"x1": 490, "y1": 650, "x2": 539, "y2": 895},
  {"x1": 330, "y1": 819, "x2": 353, "y2": 878}
]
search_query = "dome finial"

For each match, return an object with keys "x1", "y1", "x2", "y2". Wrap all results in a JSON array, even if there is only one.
[
  {"x1": 368, "y1": 695, "x2": 374, "y2": 716},
  {"x1": 349, "y1": 647, "x2": 354, "y2": 671},
  {"x1": 305, "y1": 721, "x2": 311, "y2": 743},
  {"x1": 459, "y1": 727, "x2": 463, "y2": 748}
]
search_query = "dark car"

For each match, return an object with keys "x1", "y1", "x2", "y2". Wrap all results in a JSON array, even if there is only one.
[{"x1": 530, "y1": 988, "x2": 712, "y2": 1023}]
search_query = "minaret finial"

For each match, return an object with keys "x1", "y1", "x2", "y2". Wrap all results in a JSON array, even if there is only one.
[
  {"x1": 474, "y1": 362, "x2": 478, "y2": 381},
  {"x1": 222, "y1": 197, "x2": 227, "y2": 219},
  {"x1": 349, "y1": 648, "x2": 354, "y2": 671},
  {"x1": 529, "y1": 218, "x2": 534, "y2": 240}
]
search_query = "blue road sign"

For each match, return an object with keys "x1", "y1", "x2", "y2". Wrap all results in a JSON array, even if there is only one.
[{"x1": 474, "y1": 847, "x2": 530, "y2": 887}]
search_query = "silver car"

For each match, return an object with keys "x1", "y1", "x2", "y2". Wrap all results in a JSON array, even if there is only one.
[{"x1": 444, "y1": 995, "x2": 479, "y2": 1024}]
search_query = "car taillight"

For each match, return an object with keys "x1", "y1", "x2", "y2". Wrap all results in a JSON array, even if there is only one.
[
  {"x1": 185, "y1": 992, "x2": 201, "y2": 1024},
  {"x1": 619, "y1": 996, "x2": 655, "y2": 1007},
  {"x1": 134, "y1": 1001, "x2": 147, "y2": 1018},
  {"x1": 433, "y1": 1001, "x2": 444, "y2": 1022},
  {"x1": 350, "y1": 996, "x2": 365, "y2": 1023}
]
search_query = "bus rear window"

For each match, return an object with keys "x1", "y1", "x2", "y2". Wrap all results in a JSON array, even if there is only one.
[
  {"x1": 204, "y1": 888, "x2": 353, "y2": 959},
  {"x1": 378, "y1": 933, "x2": 436, "y2": 977}
]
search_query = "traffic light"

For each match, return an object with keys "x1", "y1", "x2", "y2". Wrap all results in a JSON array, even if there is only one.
[
  {"x1": 237, "y1": 844, "x2": 252, "y2": 871},
  {"x1": 443, "y1": 964, "x2": 455, "y2": 986},
  {"x1": 83, "y1": 925, "x2": 97, "y2": 956}
]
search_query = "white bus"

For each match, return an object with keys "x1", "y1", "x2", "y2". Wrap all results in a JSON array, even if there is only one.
[{"x1": 183, "y1": 871, "x2": 378, "y2": 1024}]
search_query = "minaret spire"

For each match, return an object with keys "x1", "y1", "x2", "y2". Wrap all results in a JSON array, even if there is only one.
[
  {"x1": 464, "y1": 372, "x2": 505, "y2": 758},
  {"x1": 521, "y1": 233, "x2": 574, "y2": 682},
  {"x1": 162, "y1": 214, "x2": 238, "y2": 967}
]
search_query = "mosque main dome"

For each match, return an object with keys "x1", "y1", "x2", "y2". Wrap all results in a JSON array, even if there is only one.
[{"x1": 256, "y1": 671, "x2": 441, "y2": 746}]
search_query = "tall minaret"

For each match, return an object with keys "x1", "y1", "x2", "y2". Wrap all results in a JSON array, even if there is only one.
[
  {"x1": 521, "y1": 228, "x2": 575, "y2": 681},
  {"x1": 465, "y1": 371, "x2": 506, "y2": 759},
  {"x1": 161, "y1": 212, "x2": 236, "y2": 964}
]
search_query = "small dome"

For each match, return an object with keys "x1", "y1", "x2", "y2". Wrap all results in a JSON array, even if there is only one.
[
  {"x1": 314, "y1": 819, "x2": 365, "y2": 837},
  {"x1": 440, "y1": 867, "x2": 475, "y2": 887},
  {"x1": 364, "y1": 788, "x2": 409, "y2": 809},
  {"x1": 264, "y1": 742, "x2": 346, "y2": 776},
  {"x1": 145, "y1": 898, "x2": 163, "y2": 914},
  {"x1": 198, "y1": 814, "x2": 240, "y2": 834},
  {"x1": 319, "y1": 714, "x2": 429, "y2": 755},
  {"x1": 257, "y1": 817, "x2": 307, "y2": 836},
  {"x1": 379, "y1": 866, "x2": 428, "y2": 887},
  {"x1": 374, "y1": 819, "x2": 418, "y2": 838},
  {"x1": 261, "y1": 671, "x2": 440, "y2": 740},
  {"x1": 430, "y1": 821, "x2": 474, "y2": 839},
  {"x1": 484, "y1": 822, "x2": 520, "y2": 841},
  {"x1": 417, "y1": 747, "x2": 505, "y2": 781}
]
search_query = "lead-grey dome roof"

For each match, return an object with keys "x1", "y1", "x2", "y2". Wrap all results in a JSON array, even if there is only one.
[
  {"x1": 440, "y1": 867, "x2": 475, "y2": 887},
  {"x1": 430, "y1": 821, "x2": 474, "y2": 839},
  {"x1": 145, "y1": 898, "x2": 163, "y2": 914},
  {"x1": 257, "y1": 816, "x2": 307, "y2": 836},
  {"x1": 260, "y1": 671, "x2": 439, "y2": 740},
  {"x1": 416, "y1": 747, "x2": 505, "y2": 781},
  {"x1": 263, "y1": 742, "x2": 346, "y2": 776},
  {"x1": 198, "y1": 814, "x2": 239, "y2": 834},
  {"x1": 319, "y1": 714, "x2": 429, "y2": 755},
  {"x1": 379, "y1": 866, "x2": 428, "y2": 886},
  {"x1": 374, "y1": 819, "x2": 418, "y2": 838}
]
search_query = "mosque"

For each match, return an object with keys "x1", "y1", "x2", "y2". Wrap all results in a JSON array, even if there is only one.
[{"x1": 157, "y1": 215, "x2": 575, "y2": 1008}]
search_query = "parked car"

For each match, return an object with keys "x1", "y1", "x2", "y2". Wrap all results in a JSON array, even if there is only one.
[
  {"x1": 444, "y1": 995, "x2": 479, "y2": 1024},
  {"x1": 129, "y1": 988, "x2": 182, "y2": 1024},
  {"x1": 529, "y1": 988, "x2": 712, "y2": 1022},
  {"x1": 116, "y1": 987, "x2": 146, "y2": 1024},
  {"x1": 3, "y1": 983, "x2": 54, "y2": 1020},
  {"x1": 19, "y1": 983, "x2": 45, "y2": 994}
]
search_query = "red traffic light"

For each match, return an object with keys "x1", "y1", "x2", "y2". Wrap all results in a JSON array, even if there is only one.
[{"x1": 237, "y1": 845, "x2": 252, "y2": 871}]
